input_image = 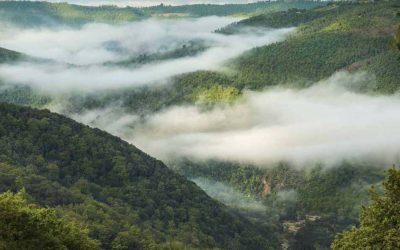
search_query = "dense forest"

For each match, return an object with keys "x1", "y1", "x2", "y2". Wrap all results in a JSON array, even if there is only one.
[
  {"x1": 171, "y1": 159, "x2": 384, "y2": 249},
  {"x1": 0, "y1": 1, "x2": 148, "y2": 26},
  {"x1": 0, "y1": 103, "x2": 279, "y2": 249},
  {"x1": 144, "y1": 1, "x2": 324, "y2": 17},
  {"x1": 0, "y1": 0, "x2": 325, "y2": 27}
]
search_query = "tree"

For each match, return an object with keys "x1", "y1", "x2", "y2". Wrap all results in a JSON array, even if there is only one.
[
  {"x1": 0, "y1": 190, "x2": 99, "y2": 250},
  {"x1": 331, "y1": 167, "x2": 400, "y2": 249},
  {"x1": 389, "y1": 25, "x2": 400, "y2": 51}
]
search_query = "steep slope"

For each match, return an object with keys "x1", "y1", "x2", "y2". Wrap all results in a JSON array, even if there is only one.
[
  {"x1": 230, "y1": 1, "x2": 400, "y2": 92},
  {"x1": 0, "y1": 47, "x2": 24, "y2": 64},
  {"x1": 13, "y1": 1, "x2": 395, "y2": 115},
  {"x1": 0, "y1": 102, "x2": 278, "y2": 249},
  {"x1": 172, "y1": 159, "x2": 385, "y2": 249}
]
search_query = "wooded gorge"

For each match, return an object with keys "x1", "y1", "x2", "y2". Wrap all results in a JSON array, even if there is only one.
[{"x1": 0, "y1": 0, "x2": 399, "y2": 249}]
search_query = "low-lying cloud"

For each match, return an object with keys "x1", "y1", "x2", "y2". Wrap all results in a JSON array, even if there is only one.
[
  {"x1": 192, "y1": 177, "x2": 266, "y2": 212},
  {"x1": 0, "y1": 17, "x2": 293, "y2": 93},
  {"x1": 71, "y1": 71, "x2": 400, "y2": 166}
]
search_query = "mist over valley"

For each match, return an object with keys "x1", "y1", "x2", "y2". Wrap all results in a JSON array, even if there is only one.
[{"x1": 0, "y1": 1, "x2": 399, "y2": 249}]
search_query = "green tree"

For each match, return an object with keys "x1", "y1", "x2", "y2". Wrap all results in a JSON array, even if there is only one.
[
  {"x1": 331, "y1": 167, "x2": 400, "y2": 249},
  {"x1": 389, "y1": 25, "x2": 400, "y2": 51},
  {"x1": 111, "y1": 226, "x2": 156, "y2": 250},
  {"x1": 0, "y1": 190, "x2": 99, "y2": 250}
]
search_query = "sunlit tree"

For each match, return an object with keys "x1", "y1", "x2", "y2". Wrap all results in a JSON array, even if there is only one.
[
  {"x1": 0, "y1": 190, "x2": 99, "y2": 250},
  {"x1": 331, "y1": 167, "x2": 400, "y2": 249}
]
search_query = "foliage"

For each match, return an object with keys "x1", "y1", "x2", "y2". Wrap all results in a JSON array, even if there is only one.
[
  {"x1": 172, "y1": 159, "x2": 385, "y2": 249},
  {"x1": 108, "y1": 42, "x2": 208, "y2": 68},
  {"x1": 192, "y1": 85, "x2": 240, "y2": 104},
  {"x1": 231, "y1": 1, "x2": 400, "y2": 91},
  {"x1": 234, "y1": 32, "x2": 389, "y2": 90},
  {"x1": 217, "y1": 5, "x2": 333, "y2": 34},
  {"x1": 145, "y1": 1, "x2": 325, "y2": 17},
  {"x1": 332, "y1": 167, "x2": 400, "y2": 250},
  {"x1": 0, "y1": 103, "x2": 277, "y2": 249},
  {"x1": 0, "y1": 190, "x2": 99, "y2": 250},
  {"x1": 0, "y1": 1, "x2": 147, "y2": 27},
  {"x1": 1, "y1": 2, "x2": 399, "y2": 113},
  {"x1": 0, "y1": 0, "x2": 325, "y2": 27},
  {"x1": 389, "y1": 24, "x2": 400, "y2": 51}
]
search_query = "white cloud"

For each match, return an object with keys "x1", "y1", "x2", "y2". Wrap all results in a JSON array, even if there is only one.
[
  {"x1": 71, "y1": 72, "x2": 400, "y2": 167},
  {"x1": 0, "y1": 17, "x2": 293, "y2": 93}
]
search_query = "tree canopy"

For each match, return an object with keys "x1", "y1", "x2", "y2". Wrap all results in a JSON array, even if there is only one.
[
  {"x1": 332, "y1": 167, "x2": 400, "y2": 249},
  {"x1": 0, "y1": 190, "x2": 99, "y2": 250}
]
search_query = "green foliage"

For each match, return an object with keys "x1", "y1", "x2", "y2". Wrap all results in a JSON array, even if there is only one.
[
  {"x1": 192, "y1": 85, "x2": 240, "y2": 104},
  {"x1": 231, "y1": 1, "x2": 400, "y2": 91},
  {"x1": 389, "y1": 24, "x2": 400, "y2": 51},
  {"x1": 111, "y1": 226, "x2": 156, "y2": 250},
  {"x1": 173, "y1": 159, "x2": 385, "y2": 249},
  {"x1": 108, "y1": 42, "x2": 208, "y2": 68},
  {"x1": 0, "y1": 190, "x2": 99, "y2": 250},
  {"x1": 0, "y1": 85, "x2": 52, "y2": 107},
  {"x1": 221, "y1": 2, "x2": 399, "y2": 33},
  {"x1": 0, "y1": 0, "x2": 325, "y2": 27},
  {"x1": 0, "y1": 103, "x2": 277, "y2": 249},
  {"x1": 218, "y1": 5, "x2": 332, "y2": 34},
  {"x1": 332, "y1": 167, "x2": 400, "y2": 250},
  {"x1": 361, "y1": 50, "x2": 400, "y2": 93},
  {"x1": 145, "y1": 1, "x2": 325, "y2": 17},
  {"x1": 0, "y1": 1, "x2": 147, "y2": 27},
  {"x1": 234, "y1": 32, "x2": 389, "y2": 89},
  {"x1": 60, "y1": 71, "x2": 236, "y2": 115}
]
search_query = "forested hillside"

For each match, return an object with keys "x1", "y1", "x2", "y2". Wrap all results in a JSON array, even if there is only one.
[
  {"x1": 0, "y1": 102, "x2": 278, "y2": 249},
  {"x1": 5, "y1": 1, "x2": 395, "y2": 114},
  {"x1": 0, "y1": 1, "x2": 147, "y2": 27},
  {"x1": 0, "y1": 2, "x2": 399, "y2": 249},
  {"x1": 0, "y1": 0, "x2": 325, "y2": 27},
  {"x1": 144, "y1": 1, "x2": 324, "y2": 17},
  {"x1": 231, "y1": 1, "x2": 400, "y2": 92},
  {"x1": 172, "y1": 159, "x2": 384, "y2": 249},
  {"x1": 0, "y1": 47, "x2": 24, "y2": 64}
]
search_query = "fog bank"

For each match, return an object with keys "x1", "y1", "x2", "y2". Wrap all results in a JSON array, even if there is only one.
[
  {"x1": 72, "y1": 72, "x2": 400, "y2": 166},
  {"x1": 0, "y1": 17, "x2": 293, "y2": 93}
]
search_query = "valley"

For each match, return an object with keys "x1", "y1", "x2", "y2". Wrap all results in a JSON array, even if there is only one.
[{"x1": 0, "y1": 0, "x2": 399, "y2": 249}]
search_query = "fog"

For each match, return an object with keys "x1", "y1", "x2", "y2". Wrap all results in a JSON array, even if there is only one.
[
  {"x1": 0, "y1": 17, "x2": 293, "y2": 93},
  {"x1": 1, "y1": 14, "x2": 398, "y2": 168},
  {"x1": 192, "y1": 177, "x2": 266, "y2": 212},
  {"x1": 71, "y1": 71, "x2": 400, "y2": 167},
  {"x1": 4, "y1": 0, "x2": 268, "y2": 7}
]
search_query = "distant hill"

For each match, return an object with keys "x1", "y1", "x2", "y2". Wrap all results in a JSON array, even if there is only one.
[
  {"x1": 0, "y1": 102, "x2": 279, "y2": 249},
  {"x1": 221, "y1": 1, "x2": 400, "y2": 92},
  {"x1": 0, "y1": 47, "x2": 24, "y2": 64},
  {"x1": 0, "y1": 1, "x2": 147, "y2": 27},
  {"x1": 144, "y1": 1, "x2": 325, "y2": 17},
  {"x1": 0, "y1": 1, "x2": 325, "y2": 27}
]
